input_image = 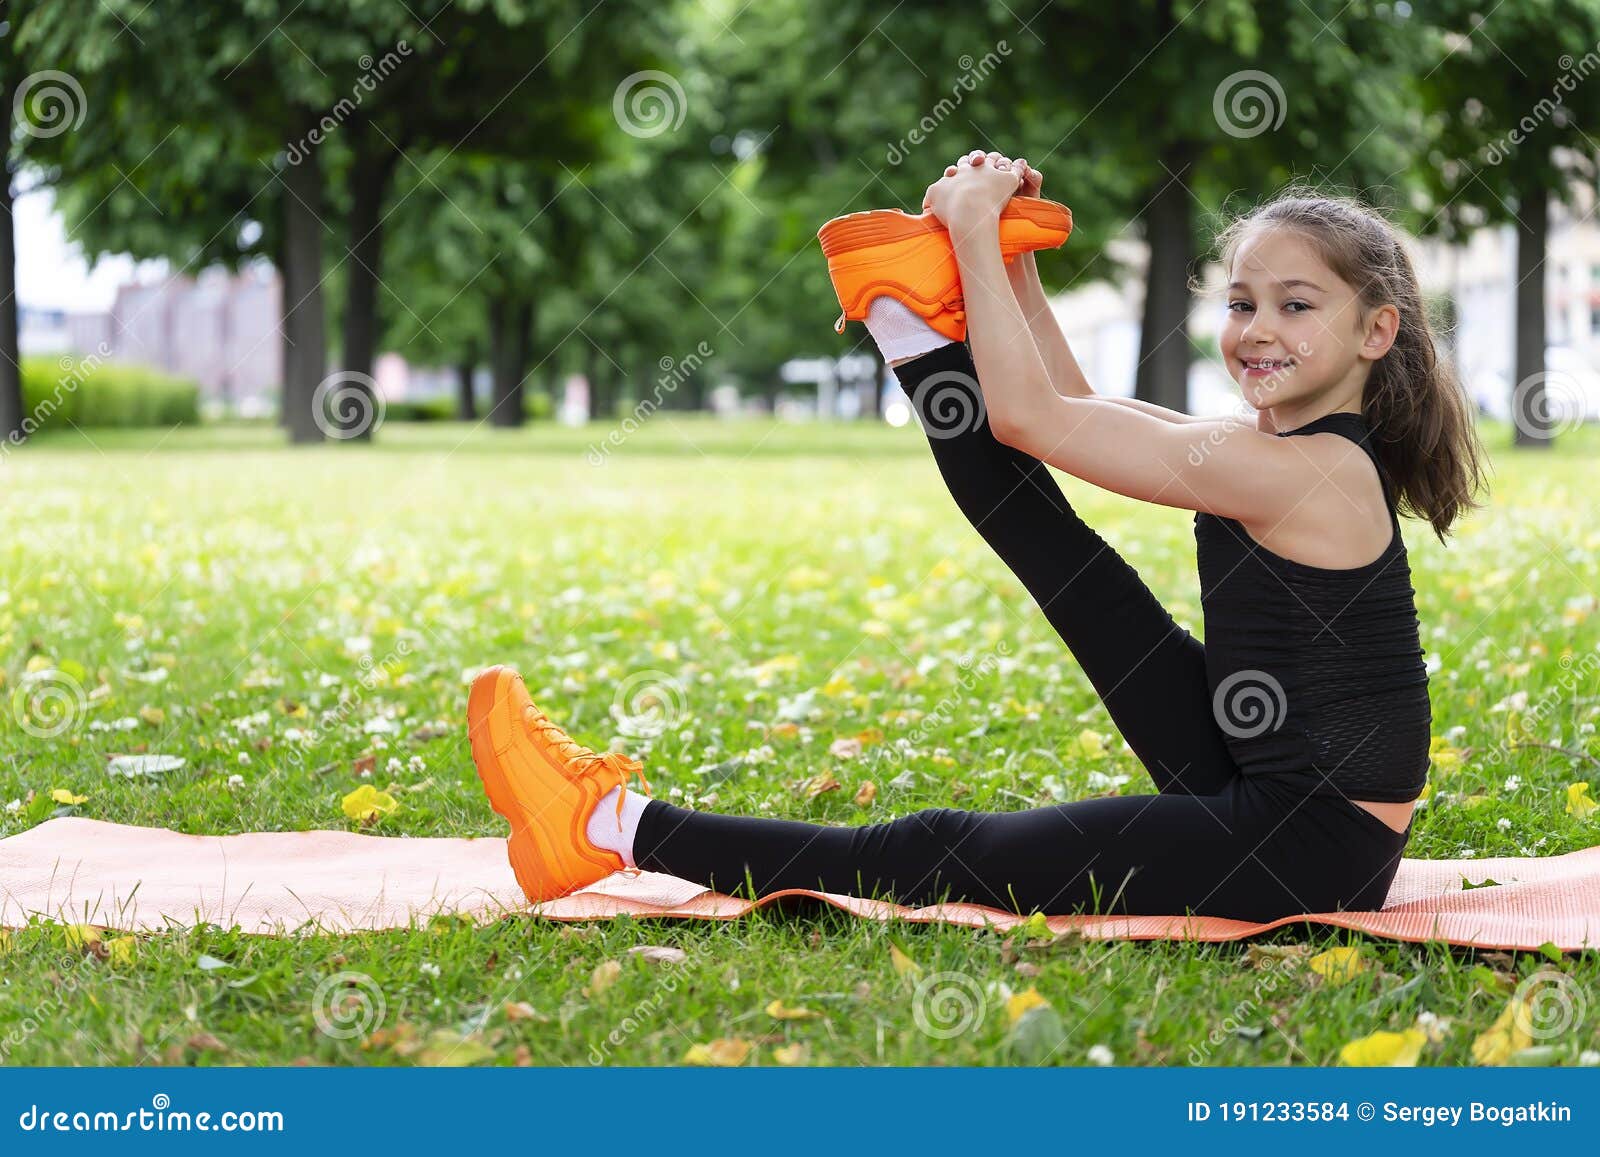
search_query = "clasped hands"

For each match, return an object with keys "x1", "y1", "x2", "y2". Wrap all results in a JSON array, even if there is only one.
[{"x1": 921, "y1": 149, "x2": 1045, "y2": 232}]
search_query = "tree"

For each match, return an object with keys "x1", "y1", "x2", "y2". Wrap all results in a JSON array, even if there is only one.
[{"x1": 1413, "y1": 0, "x2": 1600, "y2": 448}]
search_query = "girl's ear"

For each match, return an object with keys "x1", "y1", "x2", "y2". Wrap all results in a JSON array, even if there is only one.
[{"x1": 1360, "y1": 302, "x2": 1401, "y2": 361}]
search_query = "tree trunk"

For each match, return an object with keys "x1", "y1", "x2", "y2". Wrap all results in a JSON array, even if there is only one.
[
  {"x1": 591, "y1": 358, "x2": 614, "y2": 423},
  {"x1": 280, "y1": 127, "x2": 328, "y2": 444},
  {"x1": 488, "y1": 295, "x2": 532, "y2": 427},
  {"x1": 456, "y1": 344, "x2": 477, "y2": 421},
  {"x1": 1512, "y1": 177, "x2": 1550, "y2": 448},
  {"x1": 0, "y1": 139, "x2": 21, "y2": 444},
  {"x1": 1134, "y1": 142, "x2": 1194, "y2": 412},
  {"x1": 337, "y1": 118, "x2": 396, "y2": 441}
]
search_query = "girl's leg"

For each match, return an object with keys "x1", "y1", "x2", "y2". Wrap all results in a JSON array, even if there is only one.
[
  {"x1": 632, "y1": 778, "x2": 1408, "y2": 920},
  {"x1": 895, "y1": 340, "x2": 1235, "y2": 798}
]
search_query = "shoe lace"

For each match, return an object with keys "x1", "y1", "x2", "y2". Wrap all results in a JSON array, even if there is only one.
[{"x1": 526, "y1": 712, "x2": 653, "y2": 828}]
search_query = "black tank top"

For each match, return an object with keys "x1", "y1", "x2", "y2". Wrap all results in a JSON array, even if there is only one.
[{"x1": 1192, "y1": 411, "x2": 1431, "y2": 803}]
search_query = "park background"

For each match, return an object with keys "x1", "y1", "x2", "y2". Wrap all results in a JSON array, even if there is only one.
[{"x1": 1, "y1": 0, "x2": 1599, "y2": 1068}]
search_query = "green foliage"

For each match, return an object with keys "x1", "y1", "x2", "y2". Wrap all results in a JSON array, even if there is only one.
[
  {"x1": 384, "y1": 397, "x2": 457, "y2": 423},
  {"x1": 19, "y1": 356, "x2": 200, "y2": 429}
]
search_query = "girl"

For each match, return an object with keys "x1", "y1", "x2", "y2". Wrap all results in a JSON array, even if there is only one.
[{"x1": 467, "y1": 151, "x2": 1487, "y2": 922}]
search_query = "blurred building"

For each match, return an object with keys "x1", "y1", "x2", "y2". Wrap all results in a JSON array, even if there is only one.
[{"x1": 21, "y1": 265, "x2": 282, "y2": 410}]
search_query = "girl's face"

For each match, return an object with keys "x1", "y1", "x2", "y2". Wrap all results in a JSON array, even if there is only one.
[{"x1": 1221, "y1": 226, "x2": 1395, "y2": 413}]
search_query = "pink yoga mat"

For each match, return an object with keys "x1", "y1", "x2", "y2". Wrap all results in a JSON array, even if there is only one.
[{"x1": 2, "y1": 817, "x2": 1596, "y2": 950}]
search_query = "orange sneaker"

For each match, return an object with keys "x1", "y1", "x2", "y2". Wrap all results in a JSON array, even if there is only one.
[
  {"x1": 466, "y1": 664, "x2": 653, "y2": 903},
  {"x1": 818, "y1": 195, "x2": 1073, "y2": 342}
]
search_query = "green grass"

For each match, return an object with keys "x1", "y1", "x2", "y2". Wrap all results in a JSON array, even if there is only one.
[{"x1": 2, "y1": 414, "x2": 1598, "y2": 1067}]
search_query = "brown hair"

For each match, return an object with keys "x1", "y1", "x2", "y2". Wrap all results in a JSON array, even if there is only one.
[{"x1": 1209, "y1": 184, "x2": 1488, "y2": 543}]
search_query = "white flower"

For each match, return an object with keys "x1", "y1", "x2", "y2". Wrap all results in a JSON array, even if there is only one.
[
  {"x1": 408, "y1": 755, "x2": 426, "y2": 774},
  {"x1": 1496, "y1": 817, "x2": 1512, "y2": 831},
  {"x1": 386, "y1": 757, "x2": 403, "y2": 774},
  {"x1": 1579, "y1": 1049, "x2": 1600, "y2": 1066},
  {"x1": 363, "y1": 716, "x2": 397, "y2": 735},
  {"x1": 227, "y1": 774, "x2": 245, "y2": 788},
  {"x1": 237, "y1": 752, "x2": 251, "y2": 765},
  {"x1": 4, "y1": 799, "x2": 21, "y2": 814},
  {"x1": 1086, "y1": 1044, "x2": 1115, "y2": 1066},
  {"x1": 419, "y1": 961, "x2": 441, "y2": 978},
  {"x1": 1504, "y1": 775, "x2": 1522, "y2": 793}
]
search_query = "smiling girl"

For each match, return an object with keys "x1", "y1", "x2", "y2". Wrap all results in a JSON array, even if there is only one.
[{"x1": 466, "y1": 151, "x2": 1487, "y2": 922}]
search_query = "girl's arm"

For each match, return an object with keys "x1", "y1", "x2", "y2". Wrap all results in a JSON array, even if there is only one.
[
  {"x1": 952, "y1": 209, "x2": 1316, "y2": 521},
  {"x1": 1005, "y1": 250, "x2": 1219, "y2": 426}
]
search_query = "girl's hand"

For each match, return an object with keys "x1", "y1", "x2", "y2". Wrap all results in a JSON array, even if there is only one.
[
  {"x1": 920, "y1": 148, "x2": 1023, "y2": 230},
  {"x1": 922, "y1": 150, "x2": 1044, "y2": 216}
]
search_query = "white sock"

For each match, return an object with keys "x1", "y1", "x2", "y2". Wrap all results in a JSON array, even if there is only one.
[
  {"x1": 586, "y1": 786, "x2": 651, "y2": 869},
  {"x1": 863, "y1": 295, "x2": 954, "y2": 363}
]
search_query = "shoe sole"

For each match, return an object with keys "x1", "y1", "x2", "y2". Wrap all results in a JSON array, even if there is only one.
[
  {"x1": 817, "y1": 196, "x2": 1072, "y2": 260},
  {"x1": 818, "y1": 197, "x2": 1073, "y2": 335},
  {"x1": 467, "y1": 665, "x2": 617, "y2": 902}
]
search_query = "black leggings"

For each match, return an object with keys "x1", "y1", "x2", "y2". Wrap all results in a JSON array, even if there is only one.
[{"x1": 633, "y1": 342, "x2": 1412, "y2": 921}]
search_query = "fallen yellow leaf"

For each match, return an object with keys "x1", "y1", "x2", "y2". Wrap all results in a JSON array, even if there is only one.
[
  {"x1": 106, "y1": 937, "x2": 137, "y2": 967},
  {"x1": 1471, "y1": 997, "x2": 1534, "y2": 1065},
  {"x1": 852, "y1": 781, "x2": 877, "y2": 808},
  {"x1": 1006, "y1": 986, "x2": 1051, "y2": 1026},
  {"x1": 766, "y1": 998, "x2": 822, "y2": 1021},
  {"x1": 772, "y1": 1042, "x2": 809, "y2": 1066},
  {"x1": 683, "y1": 1038, "x2": 751, "y2": 1066},
  {"x1": 1566, "y1": 782, "x2": 1596, "y2": 820},
  {"x1": 340, "y1": 784, "x2": 398, "y2": 824},
  {"x1": 63, "y1": 924, "x2": 103, "y2": 949},
  {"x1": 1078, "y1": 729, "x2": 1105, "y2": 758},
  {"x1": 1308, "y1": 946, "x2": 1366, "y2": 985},
  {"x1": 803, "y1": 772, "x2": 841, "y2": 798},
  {"x1": 585, "y1": 959, "x2": 623, "y2": 998},
  {"x1": 50, "y1": 788, "x2": 88, "y2": 806},
  {"x1": 889, "y1": 944, "x2": 921, "y2": 978},
  {"x1": 1018, "y1": 912, "x2": 1053, "y2": 941},
  {"x1": 1338, "y1": 1027, "x2": 1427, "y2": 1066}
]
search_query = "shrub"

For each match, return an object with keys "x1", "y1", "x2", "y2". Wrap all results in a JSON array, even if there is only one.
[
  {"x1": 20, "y1": 356, "x2": 201, "y2": 430},
  {"x1": 385, "y1": 396, "x2": 457, "y2": 422}
]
